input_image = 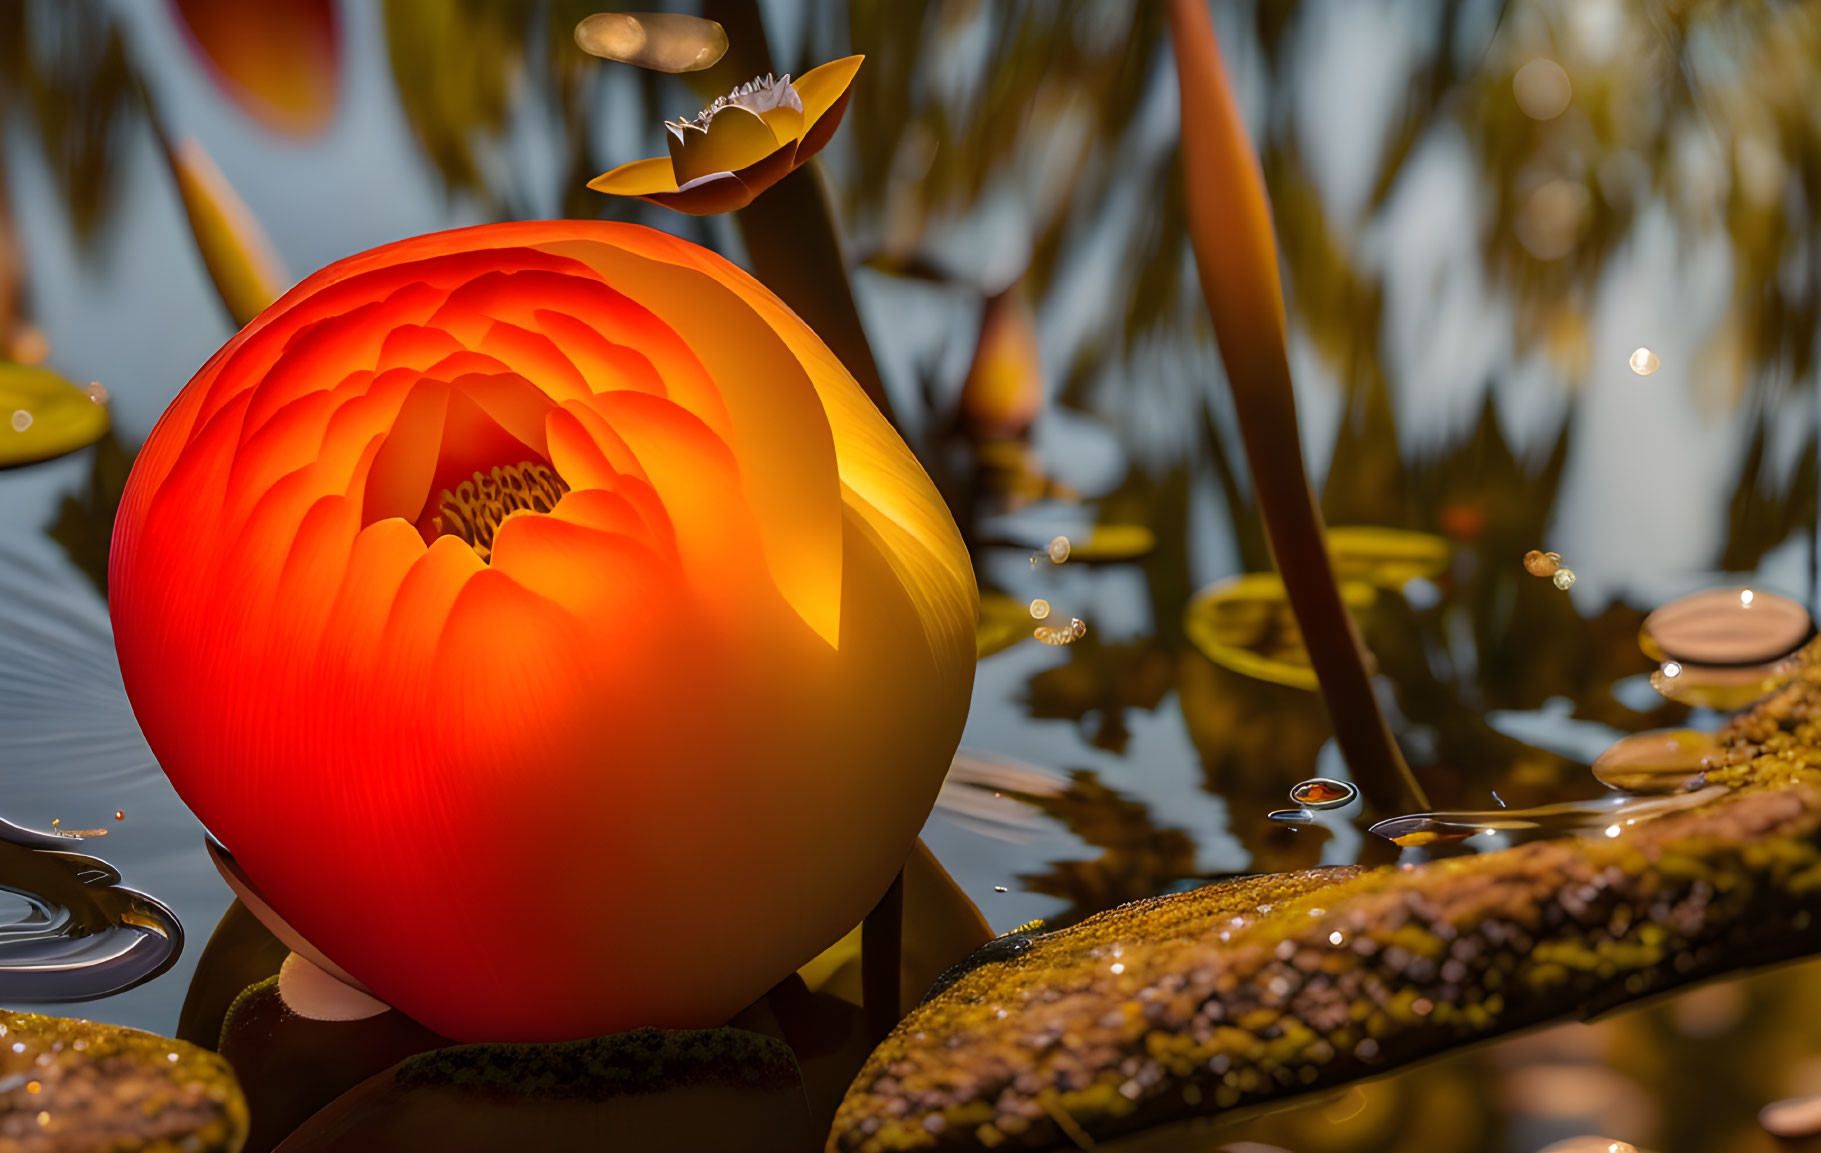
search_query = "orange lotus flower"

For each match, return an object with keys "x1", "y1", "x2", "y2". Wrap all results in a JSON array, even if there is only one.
[
  {"x1": 588, "y1": 57, "x2": 863, "y2": 215},
  {"x1": 110, "y1": 221, "x2": 978, "y2": 1043}
]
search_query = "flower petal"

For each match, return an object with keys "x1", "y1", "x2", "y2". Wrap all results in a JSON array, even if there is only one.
[
  {"x1": 668, "y1": 106, "x2": 782, "y2": 185},
  {"x1": 793, "y1": 55, "x2": 864, "y2": 137},
  {"x1": 587, "y1": 156, "x2": 681, "y2": 197}
]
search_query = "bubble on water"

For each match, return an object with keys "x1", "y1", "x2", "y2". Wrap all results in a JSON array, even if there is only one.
[
  {"x1": 1289, "y1": 778, "x2": 1357, "y2": 809},
  {"x1": 1629, "y1": 347, "x2": 1660, "y2": 375},
  {"x1": 1591, "y1": 729, "x2": 1716, "y2": 793},
  {"x1": 1553, "y1": 568, "x2": 1576, "y2": 590},
  {"x1": 1523, "y1": 549, "x2": 1561, "y2": 577},
  {"x1": 1047, "y1": 536, "x2": 1070, "y2": 564},
  {"x1": 1641, "y1": 586, "x2": 1811, "y2": 666},
  {"x1": 10, "y1": 410, "x2": 31, "y2": 432},
  {"x1": 1029, "y1": 598, "x2": 1050, "y2": 620}
]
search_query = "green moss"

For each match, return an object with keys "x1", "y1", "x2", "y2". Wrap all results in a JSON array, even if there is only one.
[
  {"x1": 393, "y1": 1026, "x2": 801, "y2": 1102},
  {"x1": 830, "y1": 646, "x2": 1821, "y2": 1151}
]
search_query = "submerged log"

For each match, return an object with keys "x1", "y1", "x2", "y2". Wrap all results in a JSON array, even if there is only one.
[{"x1": 828, "y1": 653, "x2": 1821, "y2": 1151}]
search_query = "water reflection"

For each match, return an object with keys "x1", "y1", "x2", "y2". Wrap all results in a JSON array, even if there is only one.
[{"x1": 0, "y1": 817, "x2": 182, "y2": 1002}]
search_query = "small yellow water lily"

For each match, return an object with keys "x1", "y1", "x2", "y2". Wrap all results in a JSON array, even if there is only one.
[{"x1": 588, "y1": 56, "x2": 863, "y2": 215}]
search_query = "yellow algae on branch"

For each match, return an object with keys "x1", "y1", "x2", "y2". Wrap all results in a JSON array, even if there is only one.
[{"x1": 829, "y1": 648, "x2": 1821, "y2": 1151}]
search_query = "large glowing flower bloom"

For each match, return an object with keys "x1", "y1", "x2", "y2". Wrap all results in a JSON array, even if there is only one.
[
  {"x1": 110, "y1": 221, "x2": 978, "y2": 1043},
  {"x1": 588, "y1": 57, "x2": 863, "y2": 215}
]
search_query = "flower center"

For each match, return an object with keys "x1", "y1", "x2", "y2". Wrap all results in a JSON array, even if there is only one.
[
  {"x1": 428, "y1": 461, "x2": 569, "y2": 562},
  {"x1": 665, "y1": 72, "x2": 799, "y2": 138}
]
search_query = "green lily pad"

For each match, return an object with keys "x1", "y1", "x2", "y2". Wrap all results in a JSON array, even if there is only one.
[{"x1": 0, "y1": 363, "x2": 110, "y2": 467}]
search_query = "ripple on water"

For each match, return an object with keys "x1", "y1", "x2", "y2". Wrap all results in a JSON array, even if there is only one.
[
  {"x1": 0, "y1": 817, "x2": 183, "y2": 1003},
  {"x1": 1367, "y1": 787, "x2": 1726, "y2": 849}
]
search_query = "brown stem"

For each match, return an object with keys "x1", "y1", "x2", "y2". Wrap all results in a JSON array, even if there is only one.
[
  {"x1": 861, "y1": 868, "x2": 904, "y2": 1042},
  {"x1": 696, "y1": 0, "x2": 898, "y2": 428},
  {"x1": 1168, "y1": 0, "x2": 1426, "y2": 815}
]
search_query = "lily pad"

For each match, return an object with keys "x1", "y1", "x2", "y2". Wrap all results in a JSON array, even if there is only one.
[
  {"x1": 1183, "y1": 573, "x2": 1378, "y2": 690},
  {"x1": 1326, "y1": 525, "x2": 1450, "y2": 587},
  {"x1": 978, "y1": 592, "x2": 1040, "y2": 659},
  {"x1": 0, "y1": 364, "x2": 109, "y2": 468}
]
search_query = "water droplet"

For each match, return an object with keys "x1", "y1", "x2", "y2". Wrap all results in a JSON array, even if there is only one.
[
  {"x1": 1641, "y1": 586, "x2": 1811, "y2": 666},
  {"x1": 84, "y1": 383, "x2": 108, "y2": 405},
  {"x1": 1651, "y1": 656, "x2": 1797, "y2": 710},
  {"x1": 1029, "y1": 598, "x2": 1050, "y2": 620},
  {"x1": 1523, "y1": 549, "x2": 1562, "y2": 577},
  {"x1": 1047, "y1": 536, "x2": 1070, "y2": 564},
  {"x1": 1328, "y1": 930, "x2": 1345, "y2": 946},
  {"x1": 1289, "y1": 778, "x2": 1357, "y2": 809},
  {"x1": 113, "y1": 810, "x2": 124, "y2": 821},
  {"x1": 993, "y1": 885, "x2": 1008, "y2": 893},
  {"x1": 1068, "y1": 617, "x2": 1086, "y2": 639},
  {"x1": 1266, "y1": 808, "x2": 1314, "y2": 825},
  {"x1": 1553, "y1": 568, "x2": 1576, "y2": 590},
  {"x1": 10, "y1": 410, "x2": 31, "y2": 432},
  {"x1": 1109, "y1": 962, "x2": 1125, "y2": 975},
  {"x1": 1604, "y1": 824, "x2": 1621, "y2": 838},
  {"x1": 1629, "y1": 346, "x2": 1660, "y2": 375},
  {"x1": 1592, "y1": 729, "x2": 1716, "y2": 793}
]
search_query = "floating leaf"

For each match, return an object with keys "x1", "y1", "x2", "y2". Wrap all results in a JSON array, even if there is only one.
[
  {"x1": 978, "y1": 592, "x2": 1037, "y2": 659},
  {"x1": 166, "y1": 137, "x2": 288, "y2": 328},
  {"x1": 1066, "y1": 523, "x2": 1156, "y2": 563},
  {"x1": 573, "y1": 12, "x2": 728, "y2": 73},
  {"x1": 1326, "y1": 525, "x2": 1449, "y2": 587},
  {"x1": 1184, "y1": 573, "x2": 1377, "y2": 690},
  {"x1": 0, "y1": 363, "x2": 109, "y2": 467}
]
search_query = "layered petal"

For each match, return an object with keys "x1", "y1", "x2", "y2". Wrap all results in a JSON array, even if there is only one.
[{"x1": 110, "y1": 220, "x2": 977, "y2": 1042}]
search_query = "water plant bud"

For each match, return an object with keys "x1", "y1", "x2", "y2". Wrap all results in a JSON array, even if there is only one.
[{"x1": 109, "y1": 221, "x2": 979, "y2": 1043}]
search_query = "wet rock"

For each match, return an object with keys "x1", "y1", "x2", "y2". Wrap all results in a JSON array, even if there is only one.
[
  {"x1": 219, "y1": 963, "x2": 450, "y2": 1152},
  {"x1": 829, "y1": 651, "x2": 1821, "y2": 1150},
  {"x1": 0, "y1": 1008, "x2": 246, "y2": 1152},
  {"x1": 275, "y1": 1027, "x2": 816, "y2": 1152},
  {"x1": 176, "y1": 897, "x2": 291, "y2": 1050}
]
